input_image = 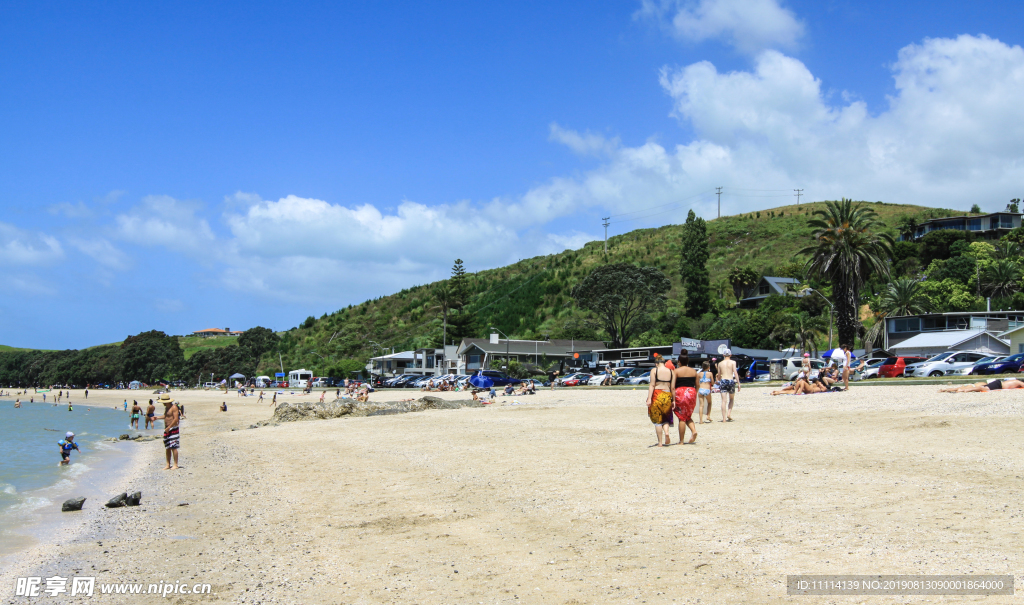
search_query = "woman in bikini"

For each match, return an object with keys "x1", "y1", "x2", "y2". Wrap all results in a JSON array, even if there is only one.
[
  {"x1": 697, "y1": 361, "x2": 714, "y2": 423},
  {"x1": 940, "y1": 378, "x2": 1024, "y2": 392},
  {"x1": 672, "y1": 351, "x2": 699, "y2": 444},
  {"x1": 645, "y1": 353, "x2": 675, "y2": 446}
]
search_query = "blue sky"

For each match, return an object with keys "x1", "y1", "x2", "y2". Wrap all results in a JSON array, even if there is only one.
[{"x1": 3, "y1": 0, "x2": 1024, "y2": 348}]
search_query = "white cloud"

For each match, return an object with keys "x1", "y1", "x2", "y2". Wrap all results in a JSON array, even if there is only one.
[
  {"x1": 521, "y1": 35, "x2": 1024, "y2": 220},
  {"x1": 70, "y1": 237, "x2": 131, "y2": 270},
  {"x1": 115, "y1": 195, "x2": 216, "y2": 254},
  {"x1": 48, "y1": 201, "x2": 93, "y2": 218},
  {"x1": 548, "y1": 123, "x2": 620, "y2": 157},
  {"x1": 639, "y1": 0, "x2": 804, "y2": 54},
  {"x1": 0, "y1": 222, "x2": 64, "y2": 266}
]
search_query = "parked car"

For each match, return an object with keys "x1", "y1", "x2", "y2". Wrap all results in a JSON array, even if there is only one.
[
  {"x1": 903, "y1": 351, "x2": 989, "y2": 377},
  {"x1": 948, "y1": 356, "x2": 1005, "y2": 375},
  {"x1": 970, "y1": 352, "x2": 1024, "y2": 375},
  {"x1": 609, "y1": 367, "x2": 643, "y2": 384},
  {"x1": 626, "y1": 371, "x2": 652, "y2": 385},
  {"x1": 202, "y1": 382, "x2": 217, "y2": 389},
  {"x1": 741, "y1": 360, "x2": 771, "y2": 382},
  {"x1": 860, "y1": 360, "x2": 886, "y2": 379},
  {"x1": 770, "y1": 358, "x2": 826, "y2": 381},
  {"x1": 877, "y1": 356, "x2": 928, "y2": 378}
]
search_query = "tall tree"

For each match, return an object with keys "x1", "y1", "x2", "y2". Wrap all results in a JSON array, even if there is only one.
[
  {"x1": 431, "y1": 283, "x2": 456, "y2": 346},
  {"x1": 118, "y1": 330, "x2": 184, "y2": 383},
  {"x1": 571, "y1": 263, "x2": 671, "y2": 348},
  {"x1": 727, "y1": 267, "x2": 759, "y2": 302},
  {"x1": 982, "y1": 259, "x2": 1022, "y2": 298},
  {"x1": 862, "y1": 278, "x2": 933, "y2": 350},
  {"x1": 680, "y1": 210, "x2": 711, "y2": 318},
  {"x1": 769, "y1": 313, "x2": 826, "y2": 357},
  {"x1": 238, "y1": 326, "x2": 280, "y2": 377},
  {"x1": 801, "y1": 199, "x2": 894, "y2": 347},
  {"x1": 447, "y1": 258, "x2": 476, "y2": 341}
]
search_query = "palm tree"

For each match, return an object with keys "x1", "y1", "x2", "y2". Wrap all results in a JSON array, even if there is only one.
[
  {"x1": 982, "y1": 259, "x2": 1022, "y2": 298},
  {"x1": 862, "y1": 278, "x2": 933, "y2": 350},
  {"x1": 431, "y1": 283, "x2": 457, "y2": 347},
  {"x1": 800, "y1": 199, "x2": 894, "y2": 348},
  {"x1": 994, "y1": 240, "x2": 1019, "y2": 260},
  {"x1": 770, "y1": 314, "x2": 827, "y2": 357}
]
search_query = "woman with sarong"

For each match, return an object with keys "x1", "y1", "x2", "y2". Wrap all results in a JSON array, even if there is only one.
[
  {"x1": 672, "y1": 351, "x2": 698, "y2": 444},
  {"x1": 645, "y1": 354, "x2": 675, "y2": 446}
]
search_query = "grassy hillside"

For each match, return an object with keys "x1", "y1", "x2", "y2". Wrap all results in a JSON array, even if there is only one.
[
  {"x1": 263, "y1": 201, "x2": 964, "y2": 375},
  {"x1": 177, "y1": 335, "x2": 240, "y2": 360}
]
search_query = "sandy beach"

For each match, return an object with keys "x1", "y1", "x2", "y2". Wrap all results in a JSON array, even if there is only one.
[{"x1": 3, "y1": 383, "x2": 1022, "y2": 604}]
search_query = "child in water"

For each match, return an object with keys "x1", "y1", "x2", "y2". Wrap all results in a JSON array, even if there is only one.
[{"x1": 59, "y1": 432, "x2": 80, "y2": 466}]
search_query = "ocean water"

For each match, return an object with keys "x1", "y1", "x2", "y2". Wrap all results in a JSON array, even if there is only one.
[{"x1": 0, "y1": 399, "x2": 145, "y2": 536}]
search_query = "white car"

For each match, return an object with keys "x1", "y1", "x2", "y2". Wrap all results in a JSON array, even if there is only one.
[
  {"x1": 949, "y1": 355, "x2": 1005, "y2": 376},
  {"x1": 905, "y1": 351, "x2": 989, "y2": 377},
  {"x1": 770, "y1": 358, "x2": 826, "y2": 381},
  {"x1": 860, "y1": 360, "x2": 886, "y2": 379}
]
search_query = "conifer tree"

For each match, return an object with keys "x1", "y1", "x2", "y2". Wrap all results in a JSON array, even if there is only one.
[{"x1": 680, "y1": 210, "x2": 712, "y2": 318}]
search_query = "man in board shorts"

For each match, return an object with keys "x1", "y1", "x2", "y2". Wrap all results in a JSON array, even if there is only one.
[{"x1": 155, "y1": 394, "x2": 181, "y2": 470}]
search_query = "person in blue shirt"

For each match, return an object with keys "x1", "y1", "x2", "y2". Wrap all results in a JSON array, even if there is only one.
[{"x1": 59, "y1": 432, "x2": 80, "y2": 466}]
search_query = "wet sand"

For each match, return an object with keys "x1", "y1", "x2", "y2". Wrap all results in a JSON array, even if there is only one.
[{"x1": 2, "y1": 384, "x2": 1022, "y2": 604}]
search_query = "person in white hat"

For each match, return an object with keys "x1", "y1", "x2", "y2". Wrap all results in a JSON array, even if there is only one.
[{"x1": 58, "y1": 431, "x2": 80, "y2": 466}]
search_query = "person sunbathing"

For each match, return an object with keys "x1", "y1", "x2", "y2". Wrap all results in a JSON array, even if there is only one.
[
  {"x1": 771, "y1": 377, "x2": 829, "y2": 395},
  {"x1": 939, "y1": 378, "x2": 1024, "y2": 392}
]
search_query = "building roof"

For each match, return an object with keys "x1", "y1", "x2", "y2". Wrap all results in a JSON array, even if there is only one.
[
  {"x1": 889, "y1": 329, "x2": 1008, "y2": 350},
  {"x1": 456, "y1": 338, "x2": 606, "y2": 357},
  {"x1": 194, "y1": 328, "x2": 230, "y2": 334},
  {"x1": 740, "y1": 276, "x2": 803, "y2": 302},
  {"x1": 368, "y1": 350, "x2": 416, "y2": 361}
]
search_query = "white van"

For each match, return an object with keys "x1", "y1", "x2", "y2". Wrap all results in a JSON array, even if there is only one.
[
  {"x1": 255, "y1": 375, "x2": 272, "y2": 388},
  {"x1": 288, "y1": 369, "x2": 313, "y2": 388},
  {"x1": 770, "y1": 358, "x2": 826, "y2": 381}
]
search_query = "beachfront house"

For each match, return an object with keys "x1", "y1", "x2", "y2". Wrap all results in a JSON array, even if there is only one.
[
  {"x1": 884, "y1": 310, "x2": 1023, "y2": 356},
  {"x1": 900, "y1": 211, "x2": 1023, "y2": 241},
  {"x1": 366, "y1": 350, "x2": 416, "y2": 378},
  {"x1": 192, "y1": 327, "x2": 244, "y2": 338},
  {"x1": 456, "y1": 338, "x2": 606, "y2": 374},
  {"x1": 737, "y1": 277, "x2": 803, "y2": 308}
]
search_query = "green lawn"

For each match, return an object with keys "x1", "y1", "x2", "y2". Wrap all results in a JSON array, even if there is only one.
[{"x1": 178, "y1": 335, "x2": 240, "y2": 360}]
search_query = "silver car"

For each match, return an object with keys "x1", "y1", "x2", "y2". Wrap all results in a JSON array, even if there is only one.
[{"x1": 905, "y1": 351, "x2": 989, "y2": 377}]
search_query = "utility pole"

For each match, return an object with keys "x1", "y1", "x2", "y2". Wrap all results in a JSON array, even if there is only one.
[
  {"x1": 602, "y1": 217, "x2": 610, "y2": 254},
  {"x1": 794, "y1": 189, "x2": 803, "y2": 205},
  {"x1": 716, "y1": 187, "x2": 722, "y2": 218}
]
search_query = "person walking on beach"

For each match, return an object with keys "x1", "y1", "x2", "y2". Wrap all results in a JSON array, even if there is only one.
[
  {"x1": 550, "y1": 370, "x2": 559, "y2": 391},
  {"x1": 58, "y1": 432, "x2": 79, "y2": 466},
  {"x1": 672, "y1": 351, "x2": 699, "y2": 444},
  {"x1": 123, "y1": 399, "x2": 128, "y2": 412},
  {"x1": 84, "y1": 389, "x2": 88, "y2": 399},
  {"x1": 271, "y1": 392, "x2": 277, "y2": 408},
  {"x1": 130, "y1": 401, "x2": 141, "y2": 429},
  {"x1": 145, "y1": 399, "x2": 156, "y2": 429},
  {"x1": 257, "y1": 390, "x2": 264, "y2": 404},
  {"x1": 154, "y1": 395, "x2": 181, "y2": 470},
  {"x1": 697, "y1": 361, "x2": 715, "y2": 423},
  {"x1": 716, "y1": 349, "x2": 740, "y2": 422},
  {"x1": 645, "y1": 353, "x2": 675, "y2": 446},
  {"x1": 841, "y1": 344, "x2": 853, "y2": 391}
]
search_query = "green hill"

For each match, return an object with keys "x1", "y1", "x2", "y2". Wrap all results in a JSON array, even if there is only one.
[{"x1": 266, "y1": 200, "x2": 966, "y2": 375}]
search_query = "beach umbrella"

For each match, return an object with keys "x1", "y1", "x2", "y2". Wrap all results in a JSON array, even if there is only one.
[
  {"x1": 229, "y1": 373, "x2": 246, "y2": 379},
  {"x1": 821, "y1": 348, "x2": 856, "y2": 359},
  {"x1": 468, "y1": 373, "x2": 493, "y2": 388}
]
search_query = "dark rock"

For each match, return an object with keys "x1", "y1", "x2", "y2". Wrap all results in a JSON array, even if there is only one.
[
  {"x1": 126, "y1": 491, "x2": 142, "y2": 506},
  {"x1": 368, "y1": 409, "x2": 402, "y2": 416},
  {"x1": 62, "y1": 497, "x2": 86, "y2": 512},
  {"x1": 178, "y1": 502, "x2": 189, "y2": 507},
  {"x1": 105, "y1": 493, "x2": 128, "y2": 508},
  {"x1": 118, "y1": 434, "x2": 130, "y2": 440}
]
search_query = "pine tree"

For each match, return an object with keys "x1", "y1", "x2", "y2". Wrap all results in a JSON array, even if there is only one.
[
  {"x1": 447, "y1": 259, "x2": 477, "y2": 341},
  {"x1": 680, "y1": 210, "x2": 712, "y2": 318}
]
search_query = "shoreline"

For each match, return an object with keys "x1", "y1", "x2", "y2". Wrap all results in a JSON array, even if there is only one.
[{"x1": 2, "y1": 385, "x2": 1022, "y2": 603}]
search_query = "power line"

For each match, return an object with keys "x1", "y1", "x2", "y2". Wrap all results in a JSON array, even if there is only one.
[
  {"x1": 794, "y1": 188, "x2": 804, "y2": 204},
  {"x1": 716, "y1": 186, "x2": 722, "y2": 219},
  {"x1": 602, "y1": 217, "x2": 610, "y2": 254},
  {"x1": 607, "y1": 189, "x2": 715, "y2": 218},
  {"x1": 724, "y1": 187, "x2": 793, "y2": 192}
]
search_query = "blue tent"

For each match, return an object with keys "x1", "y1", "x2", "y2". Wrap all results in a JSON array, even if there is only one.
[{"x1": 468, "y1": 373, "x2": 494, "y2": 388}]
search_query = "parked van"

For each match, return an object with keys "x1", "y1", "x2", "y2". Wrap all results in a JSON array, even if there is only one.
[
  {"x1": 255, "y1": 375, "x2": 272, "y2": 388},
  {"x1": 877, "y1": 356, "x2": 928, "y2": 378},
  {"x1": 288, "y1": 369, "x2": 313, "y2": 388},
  {"x1": 769, "y1": 358, "x2": 825, "y2": 381}
]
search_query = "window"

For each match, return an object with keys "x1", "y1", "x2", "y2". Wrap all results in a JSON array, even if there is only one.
[
  {"x1": 890, "y1": 318, "x2": 921, "y2": 332},
  {"x1": 468, "y1": 354, "x2": 482, "y2": 369},
  {"x1": 1019, "y1": 344, "x2": 1024, "y2": 353},
  {"x1": 621, "y1": 350, "x2": 649, "y2": 359},
  {"x1": 968, "y1": 218, "x2": 982, "y2": 230},
  {"x1": 991, "y1": 217, "x2": 1000, "y2": 230},
  {"x1": 1001, "y1": 215, "x2": 1014, "y2": 229},
  {"x1": 758, "y1": 282, "x2": 770, "y2": 296}
]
